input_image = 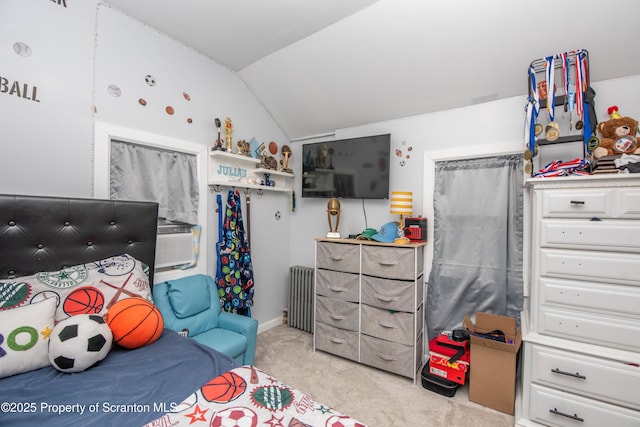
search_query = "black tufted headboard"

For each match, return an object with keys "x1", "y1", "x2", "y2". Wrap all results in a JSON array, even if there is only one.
[{"x1": 0, "y1": 194, "x2": 159, "y2": 284}]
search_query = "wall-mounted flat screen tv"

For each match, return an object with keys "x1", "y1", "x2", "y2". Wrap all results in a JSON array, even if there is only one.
[{"x1": 301, "y1": 133, "x2": 390, "y2": 199}]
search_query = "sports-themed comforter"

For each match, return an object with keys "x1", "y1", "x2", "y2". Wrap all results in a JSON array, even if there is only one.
[{"x1": 145, "y1": 365, "x2": 368, "y2": 427}]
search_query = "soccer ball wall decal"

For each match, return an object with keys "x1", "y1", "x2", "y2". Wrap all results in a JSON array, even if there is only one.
[{"x1": 48, "y1": 314, "x2": 112, "y2": 373}]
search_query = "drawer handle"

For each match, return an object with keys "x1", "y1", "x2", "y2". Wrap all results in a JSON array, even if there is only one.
[
  {"x1": 551, "y1": 368, "x2": 586, "y2": 379},
  {"x1": 330, "y1": 338, "x2": 346, "y2": 344},
  {"x1": 378, "y1": 322, "x2": 396, "y2": 329},
  {"x1": 330, "y1": 256, "x2": 345, "y2": 261},
  {"x1": 377, "y1": 261, "x2": 398, "y2": 266},
  {"x1": 328, "y1": 286, "x2": 346, "y2": 293},
  {"x1": 549, "y1": 408, "x2": 584, "y2": 422},
  {"x1": 377, "y1": 354, "x2": 397, "y2": 361},
  {"x1": 374, "y1": 293, "x2": 399, "y2": 302},
  {"x1": 330, "y1": 314, "x2": 346, "y2": 321},
  {"x1": 570, "y1": 200, "x2": 585, "y2": 205}
]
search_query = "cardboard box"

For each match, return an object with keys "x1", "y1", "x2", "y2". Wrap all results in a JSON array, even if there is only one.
[{"x1": 463, "y1": 312, "x2": 522, "y2": 415}]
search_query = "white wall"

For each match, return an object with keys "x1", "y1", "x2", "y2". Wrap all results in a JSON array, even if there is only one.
[
  {"x1": 287, "y1": 75, "x2": 640, "y2": 268},
  {"x1": 0, "y1": 0, "x2": 292, "y2": 329}
]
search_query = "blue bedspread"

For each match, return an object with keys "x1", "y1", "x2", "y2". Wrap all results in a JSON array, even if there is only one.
[{"x1": 0, "y1": 329, "x2": 235, "y2": 426}]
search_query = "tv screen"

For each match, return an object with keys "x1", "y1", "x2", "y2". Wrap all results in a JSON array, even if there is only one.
[{"x1": 301, "y1": 134, "x2": 390, "y2": 199}]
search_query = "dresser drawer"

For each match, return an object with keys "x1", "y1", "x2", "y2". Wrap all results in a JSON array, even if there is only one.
[
  {"x1": 315, "y1": 295, "x2": 359, "y2": 331},
  {"x1": 540, "y1": 219, "x2": 640, "y2": 252},
  {"x1": 314, "y1": 322, "x2": 359, "y2": 361},
  {"x1": 316, "y1": 268, "x2": 359, "y2": 302},
  {"x1": 360, "y1": 333, "x2": 419, "y2": 379},
  {"x1": 538, "y1": 307, "x2": 640, "y2": 352},
  {"x1": 540, "y1": 187, "x2": 640, "y2": 219},
  {"x1": 539, "y1": 277, "x2": 640, "y2": 317},
  {"x1": 316, "y1": 242, "x2": 359, "y2": 273},
  {"x1": 540, "y1": 248, "x2": 640, "y2": 286},
  {"x1": 361, "y1": 303, "x2": 421, "y2": 346},
  {"x1": 361, "y1": 245, "x2": 422, "y2": 280},
  {"x1": 361, "y1": 275, "x2": 421, "y2": 312},
  {"x1": 528, "y1": 384, "x2": 640, "y2": 427},
  {"x1": 527, "y1": 344, "x2": 640, "y2": 410}
]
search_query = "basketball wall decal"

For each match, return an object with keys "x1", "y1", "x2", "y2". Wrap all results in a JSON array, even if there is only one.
[
  {"x1": 105, "y1": 297, "x2": 163, "y2": 349},
  {"x1": 201, "y1": 371, "x2": 247, "y2": 403},
  {"x1": 63, "y1": 286, "x2": 104, "y2": 316}
]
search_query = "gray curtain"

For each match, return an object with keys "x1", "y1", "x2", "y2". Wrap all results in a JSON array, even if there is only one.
[
  {"x1": 426, "y1": 153, "x2": 523, "y2": 340},
  {"x1": 110, "y1": 140, "x2": 199, "y2": 225}
]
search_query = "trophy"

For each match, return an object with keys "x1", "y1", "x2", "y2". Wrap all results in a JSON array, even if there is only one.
[
  {"x1": 326, "y1": 197, "x2": 341, "y2": 238},
  {"x1": 224, "y1": 117, "x2": 233, "y2": 152},
  {"x1": 213, "y1": 117, "x2": 224, "y2": 151},
  {"x1": 280, "y1": 145, "x2": 293, "y2": 173}
]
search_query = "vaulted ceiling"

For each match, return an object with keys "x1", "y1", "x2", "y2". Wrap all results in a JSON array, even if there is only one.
[{"x1": 104, "y1": 0, "x2": 640, "y2": 140}]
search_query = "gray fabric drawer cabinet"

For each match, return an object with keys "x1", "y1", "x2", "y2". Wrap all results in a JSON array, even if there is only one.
[{"x1": 313, "y1": 238, "x2": 426, "y2": 382}]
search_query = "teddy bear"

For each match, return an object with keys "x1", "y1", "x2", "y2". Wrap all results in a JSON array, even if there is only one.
[{"x1": 593, "y1": 105, "x2": 640, "y2": 160}]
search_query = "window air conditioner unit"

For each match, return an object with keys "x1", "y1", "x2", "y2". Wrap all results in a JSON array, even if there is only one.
[{"x1": 156, "y1": 222, "x2": 193, "y2": 269}]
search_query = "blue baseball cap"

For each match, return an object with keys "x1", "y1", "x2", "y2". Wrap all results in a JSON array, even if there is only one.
[{"x1": 372, "y1": 222, "x2": 400, "y2": 243}]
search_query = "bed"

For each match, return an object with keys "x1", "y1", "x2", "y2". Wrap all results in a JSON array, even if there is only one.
[{"x1": 0, "y1": 194, "x2": 367, "y2": 427}]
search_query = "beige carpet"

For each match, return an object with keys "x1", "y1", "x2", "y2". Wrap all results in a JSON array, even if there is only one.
[{"x1": 254, "y1": 325, "x2": 514, "y2": 427}]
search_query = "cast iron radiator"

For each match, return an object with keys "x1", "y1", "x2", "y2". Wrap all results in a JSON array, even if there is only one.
[{"x1": 287, "y1": 265, "x2": 314, "y2": 333}]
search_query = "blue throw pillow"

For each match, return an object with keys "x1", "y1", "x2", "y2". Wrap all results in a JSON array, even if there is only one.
[{"x1": 167, "y1": 275, "x2": 211, "y2": 319}]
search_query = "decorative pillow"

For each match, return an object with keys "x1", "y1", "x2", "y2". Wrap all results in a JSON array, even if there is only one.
[
  {"x1": 0, "y1": 297, "x2": 57, "y2": 378},
  {"x1": 48, "y1": 314, "x2": 113, "y2": 373},
  {"x1": 105, "y1": 297, "x2": 164, "y2": 349},
  {"x1": 0, "y1": 254, "x2": 151, "y2": 322},
  {"x1": 167, "y1": 274, "x2": 211, "y2": 319}
]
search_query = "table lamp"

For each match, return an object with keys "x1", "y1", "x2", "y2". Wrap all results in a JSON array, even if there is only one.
[{"x1": 390, "y1": 191, "x2": 413, "y2": 228}]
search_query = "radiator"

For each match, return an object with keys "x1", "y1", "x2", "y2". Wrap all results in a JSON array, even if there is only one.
[{"x1": 288, "y1": 266, "x2": 314, "y2": 333}]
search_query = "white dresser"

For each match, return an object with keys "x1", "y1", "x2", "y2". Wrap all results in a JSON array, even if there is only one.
[
  {"x1": 518, "y1": 175, "x2": 640, "y2": 427},
  {"x1": 313, "y1": 238, "x2": 425, "y2": 382}
]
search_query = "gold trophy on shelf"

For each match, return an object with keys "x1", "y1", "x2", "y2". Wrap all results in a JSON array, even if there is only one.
[
  {"x1": 280, "y1": 145, "x2": 293, "y2": 173},
  {"x1": 326, "y1": 197, "x2": 341, "y2": 238},
  {"x1": 224, "y1": 117, "x2": 233, "y2": 152}
]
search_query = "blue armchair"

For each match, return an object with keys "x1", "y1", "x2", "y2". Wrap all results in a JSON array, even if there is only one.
[{"x1": 153, "y1": 274, "x2": 257, "y2": 366}]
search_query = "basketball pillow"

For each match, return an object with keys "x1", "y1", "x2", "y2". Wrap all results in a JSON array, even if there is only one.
[
  {"x1": 105, "y1": 297, "x2": 164, "y2": 349},
  {"x1": 201, "y1": 371, "x2": 247, "y2": 403}
]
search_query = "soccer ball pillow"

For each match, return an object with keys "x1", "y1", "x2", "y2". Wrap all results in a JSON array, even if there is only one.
[{"x1": 48, "y1": 314, "x2": 113, "y2": 373}]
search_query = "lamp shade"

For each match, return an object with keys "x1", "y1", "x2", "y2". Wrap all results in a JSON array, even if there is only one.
[{"x1": 390, "y1": 191, "x2": 413, "y2": 217}]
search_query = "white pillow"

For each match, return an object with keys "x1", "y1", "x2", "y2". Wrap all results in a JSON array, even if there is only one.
[
  {"x1": 0, "y1": 254, "x2": 152, "y2": 322},
  {"x1": 0, "y1": 297, "x2": 57, "y2": 378}
]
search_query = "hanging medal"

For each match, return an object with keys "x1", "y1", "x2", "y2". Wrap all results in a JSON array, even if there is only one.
[
  {"x1": 574, "y1": 49, "x2": 585, "y2": 131},
  {"x1": 525, "y1": 65, "x2": 540, "y2": 167},
  {"x1": 563, "y1": 52, "x2": 576, "y2": 131},
  {"x1": 544, "y1": 55, "x2": 560, "y2": 141}
]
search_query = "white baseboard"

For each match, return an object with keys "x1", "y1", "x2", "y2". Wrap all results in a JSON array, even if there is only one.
[{"x1": 258, "y1": 316, "x2": 284, "y2": 335}]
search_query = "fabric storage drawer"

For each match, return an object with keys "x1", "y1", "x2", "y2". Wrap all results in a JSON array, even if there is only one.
[
  {"x1": 361, "y1": 275, "x2": 420, "y2": 312},
  {"x1": 360, "y1": 334, "x2": 415, "y2": 378},
  {"x1": 314, "y1": 322, "x2": 359, "y2": 362},
  {"x1": 540, "y1": 219, "x2": 640, "y2": 253},
  {"x1": 316, "y1": 268, "x2": 359, "y2": 302},
  {"x1": 540, "y1": 248, "x2": 640, "y2": 286},
  {"x1": 528, "y1": 384, "x2": 640, "y2": 427},
  {"x1": 315, "y1": 295, "x2": 359, "y2": 331},
  {"x1": 316, "y1": 242, "x2": 359, "y2": 273},
  {"x1": 539, "y1": 277, "x2": 640, "y2": 317},
  {"x1": 361, "y1": 303, "x2": 420, "y2": 346},
  {"x1": 361, "y1": 245, "x2": 422, "y2": 280},
  {"x1": 527, "y1": 344, "x2": 640, "y2": 410},
  {"x1": 538, "y1": 307, "x2": 640, "y2": 352}
]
